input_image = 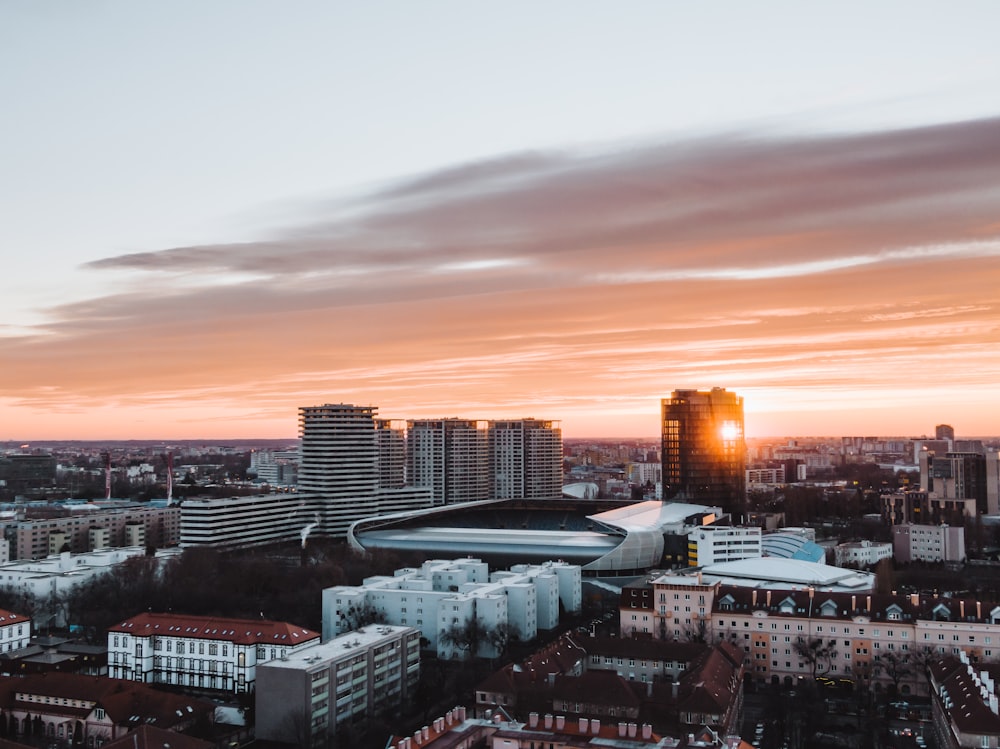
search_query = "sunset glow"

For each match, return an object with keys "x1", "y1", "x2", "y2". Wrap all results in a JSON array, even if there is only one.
[{"x1": 2, "y1": 4, "x2": 999, "y2": 440}]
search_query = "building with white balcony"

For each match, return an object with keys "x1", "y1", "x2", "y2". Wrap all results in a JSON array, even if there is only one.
[
  {"x1": 256, "y1": 624, "x2": 421, "y2": 746},
  {"x1": 322, "y1": 559, "x2": 581, "y2": 660},
  {"x1": 687, "y1": 526, "x2": 762, "y2": 567},
  {"x1": 107, "y1": 612, "x2": 320, "y2": 693}
]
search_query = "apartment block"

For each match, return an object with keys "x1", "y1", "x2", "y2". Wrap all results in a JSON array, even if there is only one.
[
  {"x1": 256, "y1": 624, "x2": 420, "y2": 746},
  {"x1": 322, "y1": 559, "x2": 581, "y2": 659},
  {"x1": 687, "y1": 526, "x2": 761, "y2": 566},
  {"x1": 893, "y1": 523, "x2": 966, "y2": 564}
]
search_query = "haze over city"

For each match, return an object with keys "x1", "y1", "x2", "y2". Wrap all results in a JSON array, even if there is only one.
[{"x1": 3, "y1": 3, "x2": 1000, "y2": 440}]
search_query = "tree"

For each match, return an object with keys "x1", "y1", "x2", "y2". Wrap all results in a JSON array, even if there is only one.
[
  {"x1": 874, "y1": 649, "x2": 912, "y2": 697},
  {"x1": 439, "y1": 616, "x2": 490, "y2": 660},
  {"x1": 794, "y1": 636, "x2": 837, "y2": 679},
  {"x1": 338, "y1": 601, "x2": 386, "y2": 633}
]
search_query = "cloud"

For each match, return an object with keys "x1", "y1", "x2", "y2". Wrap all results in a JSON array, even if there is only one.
[{"x1": 4, "y1": 116, "x2": 1000, "y2": 436}]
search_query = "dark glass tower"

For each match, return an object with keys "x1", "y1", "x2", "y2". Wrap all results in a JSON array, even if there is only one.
[{"x1": 661, "y1": 388, "x2": 746, "y2": 515}]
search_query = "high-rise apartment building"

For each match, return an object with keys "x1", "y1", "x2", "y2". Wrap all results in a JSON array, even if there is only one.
[
  {"x1": 298, "y1": 404, "x2": 432, "y2": 537},
  {"x1": 407, "y1": 418, "x2": 489, "y2": 505},
  {"x1": 376, "y1": 418, "x2": 407, "y2": 489},
  {"x1": 935, "y1": 423, "x2": 955, "y2": 443},
  {"x1": 661, "y1": 388, "x2": 745, "y2": 514},
  {"x1": 488, "y1": 419, "x2": 563, "y2": 500}
]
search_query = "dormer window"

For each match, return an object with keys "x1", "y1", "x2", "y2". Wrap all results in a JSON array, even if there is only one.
[
  {"x1": 886, "y1": 604, "x2": 902, "y2": 621},
  {"x1": 933, "y1": 604, "x2": 951, "y2": 621},
  {"x1": 819, "y1": 600, "x2": 838, "y2": 617}
]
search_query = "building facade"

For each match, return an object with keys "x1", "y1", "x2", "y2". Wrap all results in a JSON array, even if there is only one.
[
  {"x1": 893, "y1": 523, "x2": 966, "y2": 564},
  {"x1": 833, "y1": 539, "x2": 893, "y2": 568},
  {"x1": 687, "y1": 526, "x2": 761, "y2": 567},
  {"x1": 406, "y1": 419, "x2": 490, "y2": 505},
  {"x1": 661, "y1": 388, "x2": 745, "y2": 514},
  {"x1": 107, "y1": 612, "x2": 320, "y2": 693},
  {"x1": 489, "y1": 419, "x2": 563, "y2": 500},
  {"x1": 322, "y1": 559, "x2": 581, "y2": 659},
  {"x1": 256, "y1": 624, "x2": 420, "y2": 746}
]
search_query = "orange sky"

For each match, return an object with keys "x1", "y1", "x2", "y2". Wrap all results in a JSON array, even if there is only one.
[{"x1": 3, "y1": 119, "x2": 1000, "y2": 440}]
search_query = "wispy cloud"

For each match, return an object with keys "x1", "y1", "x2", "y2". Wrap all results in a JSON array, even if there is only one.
[{"x1": 4, "y1": 117, "x2": 1000, "y2": 437}]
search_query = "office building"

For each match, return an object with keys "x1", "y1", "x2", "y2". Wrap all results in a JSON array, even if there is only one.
[
  {"x1": 107, "y1": 612, "x2": 320, "y2": 692},
  {"x1": 298, "y1": 404, "x2": 433, "y2": 537},
  {"x1": 489, "y1": 419, "x2": 563, "y2": 500},
  {"x1": 687, "y1": 525, "x2": 761, "y2": 567},
  {"x1": 255, "y1": 624, "x2": 420, "y2": 746},
  {"x1": 920, "y1": 448, "x2": 1000, "y2": 515},
  {"x1": 376, "y1": 418, "x2": 407, "y2": 489},
  {"x1": 661, "y1": 388, "x2": 745, "y2": 514},
  {"x1": 407, "y1": 418, "x2": 489, "y2": 504},
  {"x1": 893, "y1": 523, "x2": 966, "y2": 564},
  {"x1": 935, "y1": 424, "x2": 956, "y2": 443}
]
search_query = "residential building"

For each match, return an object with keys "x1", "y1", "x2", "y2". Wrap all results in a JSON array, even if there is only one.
[
  {"x1": 921, "y1": 449, "x2": 1000, "y2": 515},
  {"x1": 255, "y1": 624, "x2": 420, "y2": 745},
  {"x1": 10, "y1": 505, "x2": 180, "y2": 560},
  {"x1": 687, "y1": 526, "x2": 761, "y2": 567},
  {"x1": 929, "y1": 651, "x2": 1000, "y2": 749},
  {"x1": 661, "y1": 389, "x2": 745, "y2": 514},
  {"x1": 406, "y1": 419, "x2": 489, "y2": 505},
  {"x1": 745, "y1": 467, "x2": 785, "y2": 487},
  {"x1": 298, "y1": 404, "x2": 433, "y2": 537},
  {"x1": 322, "y1": 559, "x2": 581, "y2": 659},
  {"x1": 894, "y1": 523, "x2": 966, "y2": 563},
  {"x1": 376, "y1": 419, "x2": 407, "y2": 489},
  {"x1": 0, "y1": 607, "x2": 30, "y2": 655},
  {"x1": 249, "y1": 448, "x2": 299, "y2": 486},
  {"x1": 106, "y1": 612, "x2": 320, "y2": 693},
  {"x1": 0, "y1": 548, "x2": 181, "y2": 626},
  {"x1": 880, "y1": 490, "x2": 974, "y2": 527},
  {"x1": 489, "y1": 419, "x2": 563, "y2": 500},
  {"x1": 833, "y1": 539, "x2": 893, "y2": 568},
  {"x1": 0, "y1": 672, "x2": 214, "y2": 746},
  {"x1": 179, "y1": 493, "x2": 305, "y2": 549}
]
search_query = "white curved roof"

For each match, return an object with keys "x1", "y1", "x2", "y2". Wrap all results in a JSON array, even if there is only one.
[{"x1": 699, "y1": 557, "x2": 874, "y2": 590}]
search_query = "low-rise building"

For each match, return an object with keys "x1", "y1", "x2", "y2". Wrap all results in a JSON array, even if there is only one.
[
  {"x1": 894, "y1": 523, "x2": 966, "y2": 563},
  {"x1": 107, "y1": 612, "x2": 320, "y2": 693},
  {"x1": 322, "y1": 559, "x2": 581, "y2": 659},
  {"x1": 0, "y1": 608, "x2": 30, "y2": 656},
  {"x1": 256, "y1": 624, "x2": 420, "y2": 746},
  {"x1": 0, "y1": 672, "x2": 214, "y2": 746},
  {"x1": 687, "y1": 527, "x2": 761, "y2": 567},
  {"x1": 833, "y1": 539, "x2": 893, "y2": 568}
]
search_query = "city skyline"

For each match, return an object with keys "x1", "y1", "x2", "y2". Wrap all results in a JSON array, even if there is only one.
[{"x1": 3, "y1": 4, "x2": 1000, "y2": 441}]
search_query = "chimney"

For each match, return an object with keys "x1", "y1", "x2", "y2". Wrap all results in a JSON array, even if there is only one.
[
  {"x1": 555, "y1": 715, "x2": 565, "y2": 730},
  {"x1": 422, "y1": 726, "x2": 430, "y2": 740},
  {"x1": 446, "y1": 710, "x2": 453, "y2": 725},
  {"x1": 413, "y1": 731, "x2": 421, "y2": 745},
  {"x1": 866, "y1": 595, "x2": 871, "y2": 612},
  {"x1": 851, "y1": 595, "x2": 856, "y2": 611},
  {"x1": 978, "y1": 601, "x2": 982, "y2": 619},
  {"x1": 766, "y1": 590, "x2": 771, "y2": 606},
  {"x1": 628, "y1": 723, "x2": 638, "y2": 738},
  {"x1": 579, "y1": 718, "x2": 589, "y2": 733},
  {"x1": 961, "y1": 600, "x2": 966, "y2": 618},
  {"x1": 642, "y1": 724, "x2": 652, "y2": 740},
  {"x1": 493, "y1": 715, "x2": 501, "y2": 725},
  {"x1": 911, "y1": 592, "x2": 920, "y2": 607},
  {"x1": 619, "y1": 723, "x2": 628, "y2": 737},
  {"x1": 529, "y1": 713, "x2": 539, "y2": 728},
  {"x1": 752, "y1": 590, "x2": 757, "y2": 607},
  {"x1": 671, "y1": 681, "x2": 679, "y2": 699},
  {"x1": 591, "y1": 719, "x2": 600, "y2": 734},
  {"x1": 457, "y1": 706, "x2": 467, "y2": 722},
  {"x1": 544, "y1": 714, "x2": 553, "y2": 729}
]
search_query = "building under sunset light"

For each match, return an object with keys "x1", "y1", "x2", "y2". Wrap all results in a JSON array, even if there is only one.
[{"x1": 661, "y1": 389, "x2": 746, "y2": 515}]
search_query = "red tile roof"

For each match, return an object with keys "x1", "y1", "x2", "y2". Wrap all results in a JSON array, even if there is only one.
[{"x1": 108, "y1": 612, "x2": 319, "y2": 646}]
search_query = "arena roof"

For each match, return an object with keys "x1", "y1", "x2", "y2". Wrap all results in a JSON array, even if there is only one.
[{"x1": 662, "y1": 557, "x2": 875, "y2": 591}]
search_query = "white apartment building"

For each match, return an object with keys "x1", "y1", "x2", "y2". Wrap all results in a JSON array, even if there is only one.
[
  {"x1": 107, "y1": 612, "x2": 320, "y2": 693},
  {"x1": 626, "y1": 462, "x2": 662, "y2": 486},
  {"x1": 0, "y1": 547, "x2": 182, "y2": 626},
  {"x1": 834, "y1": 539, "x2": 893, "y2": 568},
  {"x1": 256, "y1": 624, "x2": 421, "y2": 745},
  {"x1": 180, "y1": 493, "x2": 306, "y2": 549},
  {"x1": 894, "y1": 523, "x2": 966, "y2": 563},
  {"x1": 298, "y1": 404, "x2": 434, "y2": 537},
  {"x1": 687, "y1": 526, "x2": 762, "y2": 567},
  {"x1": 322, "y1": 559, "x2": 581, "y2": 660},
  {"x1": 250, "y1": 448, "x2": 299, "y2": 486},
  {"x1": 746, "y1": 467, "x2": 785, "y2": 486},
  {"x1": 407, "y1": 419, "x2": 490, "y2": 505},
  {"x1": 489, "y1": 419, "x2": 563, "y2": 500}
]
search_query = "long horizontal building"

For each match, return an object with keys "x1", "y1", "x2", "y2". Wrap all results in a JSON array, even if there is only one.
[
  {"x1": 349, "y1": 499, "x2": 722, "y2": 575},
  {"x1": 107, "y1": 612, "x2": 320, "y2": 693},
  {"x1": 179, "y1": 494, "x2": 306, "y2": 549},
  {"x1": 622, "y1": 571, "x2": 1000, "y2": 696}
]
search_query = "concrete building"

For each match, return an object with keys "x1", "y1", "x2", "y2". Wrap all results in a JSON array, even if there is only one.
[
  {"x1": 880, "y1": 490, "x2": 974, "y2": 527},
  {"x1": 256, "y1": 624, "x2": 420, "y2": 745},
  {"x1": 921, "y1": 449, "x2": 1000, "y2": 516},
  {"x1": 687, "y1": 526, "x2": 761, "y2": 567},
  {"x1": 0, "y1": 548, "x2": 181, "y2": 626},
  {"x1": 893, "y1": 523, "x2": 966, "y2": 563},
  {"x1": 249, "y1": 448, "x2": 299, "y2": 486},
  {"x1": 746, "y1": 467, "x2": 785, "y2": 487},
  {"x1": 179, "y1": 493, "x2": 306, "y2": 549},
  {"x1": 9, "y1": 504, "x2": 180, "y2": 560},
  {"x1": 833, "y1": 539, "x2": 893, "y2": 568},
  {"x1": 322, "y1": 559, "x2": 581, "y2": 659},
  {"x1": 661, "y1": 389, "x2": 745, "y2": 514},
  {"x1": 489, "y1": 419, "x2": 564, "y2": 500},
  {"x1": 407, "y1": 418, "x2": 490, "y2": 505},
  {"x1": 107, "y1": 612, "x2": 320, "y2": 693},
  {"x1": 0, "y1": 607, "x2": 30, "y2": 655},
  {"x1": 298, "y1": 404, "x2": 434, "y2": 538}
]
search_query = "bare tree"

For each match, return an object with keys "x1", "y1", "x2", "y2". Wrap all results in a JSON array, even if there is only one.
[{"x1": 794, "y1": 636, "x2": 838, "y2": 679}]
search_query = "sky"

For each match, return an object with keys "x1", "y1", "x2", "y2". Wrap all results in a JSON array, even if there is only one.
[{"x1": 2, "y1": 2, "x2": 1000, "y2": 441}]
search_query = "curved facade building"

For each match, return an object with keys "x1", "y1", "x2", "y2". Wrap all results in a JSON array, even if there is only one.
[{"x1": 349, "y1": 498, "x2": 721, "y2": 575}]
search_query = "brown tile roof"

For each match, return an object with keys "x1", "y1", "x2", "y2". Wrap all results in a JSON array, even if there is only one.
[
  {"x1": 584, "y1": 636, "x2": 705, "y2": 663},
  {"x1": 552, "y1": 671, "x2": 641, "y2": 710},
  {"x1": 101, "y1": 725, "x2": 213, "y2": 749},
  {"x1": 0, "y1": 609, "x2": 28, "y2": 626},
  {"x1": 929, "y1": 656, "x2": 1000, "y2": 735},
  {"x1": 108, "y1": 612, "x2": 319, "y2": 646}
]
